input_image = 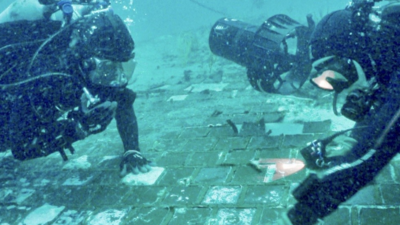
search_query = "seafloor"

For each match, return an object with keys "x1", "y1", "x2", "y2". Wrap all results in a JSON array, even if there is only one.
[{"x1": 1, "y1": 26, "x2": 400, "y2": 225}]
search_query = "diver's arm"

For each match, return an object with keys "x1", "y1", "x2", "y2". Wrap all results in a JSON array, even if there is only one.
[
  {"x1": 111, "y1": 88, "x2": 154, "y2": 176},
  {"x1": 288, "y1": 139, "x2": 399, "y2": 224},
  {"x1": 287, "y1": 72, "x2": 400, "y2": 224},
  {"x1": 113, "y1": 88, "x2": 140, "y2": 151}
]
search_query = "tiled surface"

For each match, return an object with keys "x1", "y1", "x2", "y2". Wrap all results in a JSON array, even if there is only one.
[{"x1": 1, "y1": 35, "x2": 397, "y2": 225}]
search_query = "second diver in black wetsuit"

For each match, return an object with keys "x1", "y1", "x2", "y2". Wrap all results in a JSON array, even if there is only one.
[
  {"x1": 287, "y1": 1, "x2": 400, "y2": 224},
  {"x1": 0, "y1": 0, "x2": 153, "y2": 176}
]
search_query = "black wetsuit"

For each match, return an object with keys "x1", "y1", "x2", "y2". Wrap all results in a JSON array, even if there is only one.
[
  {"x1": 288, "y1": 4, "x2": 400, "y2": 224},
  {"x1": 289, "y1": 72, "x2": 400, "y2": 225},
  {"x1": 0, "y1": 19, "x2": 139, "y2": 160}
]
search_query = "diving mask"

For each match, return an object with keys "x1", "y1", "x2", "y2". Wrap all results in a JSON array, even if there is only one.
[
  {"x1": 86, "y1": 57, "x2": 136, "y2": 87},
  {"x1": 310, "y1": 56, "x2": 368, "y2": 93},
  {"x1": 310, "y1": 55, "x2": 369, "y2": 116}
]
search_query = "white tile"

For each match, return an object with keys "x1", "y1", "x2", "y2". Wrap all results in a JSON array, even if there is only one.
[
  {"x1": 62, "y1": 155, "x2": 91, "y2": 170},
  {"x1": 202, "y1": 186, "x2": 242, "y2": 204},
  {"x1": 184, "y1": 83, "x2": 228, "y2": 92},
  {"x1": 167, "y1": 95, "x2": 188, "y2": 102},
  {"x1": 88, "y1": 209, "x2": 127, "y2": 225},
  {"x1": 23, "y1": 204, "x2": 65, "y2": 225},
  {"x1": 121, "y1": 167, "x2": 165, "y2": 185}
]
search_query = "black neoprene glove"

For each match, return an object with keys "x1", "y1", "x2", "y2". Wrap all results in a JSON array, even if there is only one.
[{"x1": 119, "y1": 150, "x2": 153, "y2": 176}]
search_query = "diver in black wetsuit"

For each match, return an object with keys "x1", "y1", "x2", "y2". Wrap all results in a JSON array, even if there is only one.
[
  {"x1": 0, "y1": 0, "x2": 152, "y2": 176},
  {"x1": 209, "y1": 0, "x2": 400, "y2": 223},
  {"x1": 285, "y1": 0, "x2": 400, "y2": 224}
]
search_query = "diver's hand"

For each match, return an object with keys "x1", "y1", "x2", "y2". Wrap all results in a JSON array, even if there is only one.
[
  {"x1": 327, "y1": 135, "x2": 358, "y2": 157},
  {"x1": 119, "y1": 150, "x2": 153, "y2": 176},
  {"x1": 80, "y1": 101, "x2": 117, "y2": 135}
]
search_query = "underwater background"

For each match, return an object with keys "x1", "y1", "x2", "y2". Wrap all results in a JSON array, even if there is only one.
[
  {"x1": 2, "y1": 0, "x2": 400, "y2": 225},
  {"x1": 115, "y1": 0, "x2": 350, "y2": 43}
]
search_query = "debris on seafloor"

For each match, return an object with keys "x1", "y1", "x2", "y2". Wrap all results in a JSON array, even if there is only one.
[{"x1": 249, "y1": 158, "x2": 305, "y2": 183}]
